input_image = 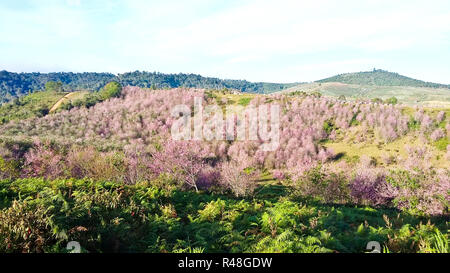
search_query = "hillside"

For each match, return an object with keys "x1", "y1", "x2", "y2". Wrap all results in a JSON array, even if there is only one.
[
  {"x1": 0, "y1": 90, "x2": 89, "y2": 124},
  {"x1": 2, "y1": 69, "x2": 449, "y2": 106},
  {"x1": 317, "y1": 69, "x2": 450, "y2": 88},
  {"x1": 0, "y1": 70, "x2": 297, "y2": 103},
  {"x1": 0, "y1": 71, "x2": 114, "y2": 103},
  {"x1": 281, "y1": 82, "x2": 450, "y2": 106},
  {"x1": 280, "y1": 69, "x2": 450, "y2": 106},
  {"x1": 2, "y1": 69, "x2": 448, "y2": 104},
  {"x1": 0, "y1": 87, "x2": 448, "y2": 253}
]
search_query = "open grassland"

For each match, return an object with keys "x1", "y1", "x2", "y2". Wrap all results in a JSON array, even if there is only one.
[
  {"x1": 49, "y1": 91, "x2": 89, "y2": 113},
  {"x1": 325, "y1": 136, "x2": 449, "y2": 169},
  {"x1": 282, "y1": 82, "x2": 450, "y2": 106},
  {"x1": 0, "y1": 90, "x2": 90, "y2": 124},
  {"x1": 0, "y1": 90, "x2": 66, "y2": 123}
]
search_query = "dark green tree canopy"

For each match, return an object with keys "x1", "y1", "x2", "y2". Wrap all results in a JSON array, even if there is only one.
[
  {"x1": 45, "y1": 81, "x2": 63, "y2": 92},
  {"x1": 101, "y1": 81, "x2": 122, "y2": 99},
  {"x1": 0, "y1": 70, "x2": 297, "y2": 103}
]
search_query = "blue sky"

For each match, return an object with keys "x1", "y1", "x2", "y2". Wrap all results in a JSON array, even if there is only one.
[{"x1": 0, "y1": 0, "x2": 449, "y2": 83}]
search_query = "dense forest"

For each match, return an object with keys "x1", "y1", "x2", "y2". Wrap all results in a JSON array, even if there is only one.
[
  {"x1": 317, "y1": 69, "x2": 450, "y2": 88},
  {"x1": 0, "y1": 71, "x2": 114, "y2": 102},
  {"x1": 0, "y1": 70, "x2": 296, "y2": 103}
]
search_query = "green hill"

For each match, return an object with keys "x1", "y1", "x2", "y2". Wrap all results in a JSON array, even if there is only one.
[
  {"x1": 0, "y1": 90, "x2": 66, "y2": 124},
  {"x1": 0, "y1": 90, "x2": 89, "y2": 124},
  {"x1": 0, "y1": 70, "x2": 297, "y2": 103},
  {"x1": 282, "y1": 82, "x2": 450, "y2": 106},
  {"x1": 317, "y1": 69, "x2": 449, "y2": 88},
  {"x1": 0, "y1": 71, "x2": 114, "y2": 103}
]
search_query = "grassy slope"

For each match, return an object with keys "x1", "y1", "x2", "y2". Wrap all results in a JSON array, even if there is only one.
[
  {"x1": 0, "y1": 90, "x2": 89, "y2": 123},
  {"x1": 281, "y1": 82, "x2": 450, "y2": 106},
  {"x1": 326, "y1": 105, "x2": 450, "y2": 168},
  {"x1": 49, "y1": 91, "x2": 89, "y2": 113},
  {"x1": 0, "y1": 91, "x2": 65, "y2": 123},
  {"x1": 317, "y1": 69, "x2": 449, "y2": 88},
  {"x1": 210, "y1": 91, "x2": 450, "y2": 169},
  {"x1": 279, "y1": 70, "x2": 450, "y2": 106},
  {"x1": 325, "y1": 136, "x2": 449, "y2": 169}
]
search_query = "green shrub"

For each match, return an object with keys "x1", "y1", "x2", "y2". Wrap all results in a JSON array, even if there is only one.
[
  {"x1": 100, "y1": 81, "x2": 122, "y2": 100},
  {"x1": 407, "y1": 116, "x2": 420, "y2": 130},
  {"x1": 385, "y1": 97, "x2": 398, "y2": 105},
  {"x1": 0, "y1": 90, "x2": 65, "y2": 123},
  {"x1": 434, "y1": 137, "x2": 449, "y2": 151},
  {"x1": 323, "y1": 120, "x2": 335, "y2": 134},
  {"x1": 0, "y1": 157, "x2": 20, "y2": 179},
  {"x1": 237, "y1": 97, "x2": 252, "y2": 106},
  {"x1": 372, "y1": 98, "x2": 383, "y2": 103},
  {"x1": 0, "y1": 178, "x2": 447, "y2": 253},
  {"x1": 294, "y1": 166, "x2": 350, "y2": 204},
  {"x1": 254, "y1": 231, "x2": 331, "y2": 253},
  {"x1": 0, "y1": 200, "x2": 62, "y2": 253},
  {"x1": 61, "y1": 82, "x2": 123, "y2": 110},
  {"x1": 288, "y1": 91, "x2": 307, "y2": 97},
  {"x1": 198, "y1": 199, "x2": 226, "y2": 222}
]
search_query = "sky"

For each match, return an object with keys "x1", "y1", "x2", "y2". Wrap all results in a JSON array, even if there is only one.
[{"x1": 0, "y1": 0, "x2": 449, "y2": 83}]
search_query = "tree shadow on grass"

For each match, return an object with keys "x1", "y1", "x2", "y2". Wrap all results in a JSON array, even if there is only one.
[
  {"x1": 254, "y1": 184, "x2": 290, "y2": 200},
  {"x1": 331, "y1": 152, "x2": 346, "y2": 161}
]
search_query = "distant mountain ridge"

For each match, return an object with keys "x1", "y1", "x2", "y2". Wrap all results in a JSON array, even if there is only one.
[
  {"x1": 0, "y1": 70, "x2": 297, "y2": 103},
  {"x1": 1, "y1": 69, "x2": 448, "y2": 104},
  {"x1": 317, "y1": 69, "x2": 450, "y2": 89}
]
